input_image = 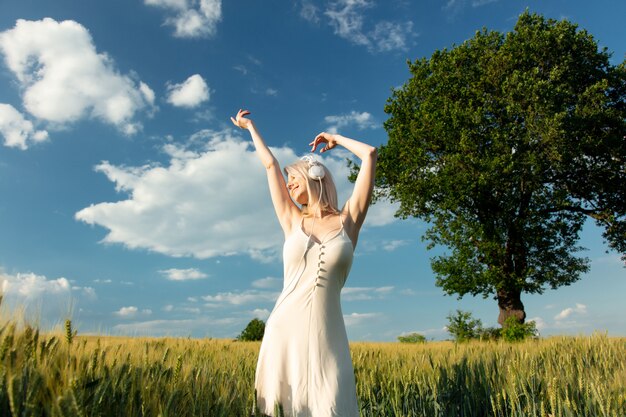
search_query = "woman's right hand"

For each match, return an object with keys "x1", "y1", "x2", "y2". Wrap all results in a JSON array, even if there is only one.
[{"x1": 230, "y1": 109, "x2": 253, "y2": 130}]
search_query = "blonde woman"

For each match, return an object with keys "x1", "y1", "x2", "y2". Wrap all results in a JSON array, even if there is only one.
[{"x1": 231, "y1": 109, "x2": 376, "y2": 417}]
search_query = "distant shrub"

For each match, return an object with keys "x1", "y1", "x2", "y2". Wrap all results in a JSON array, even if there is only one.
[
  {"x1": 501, "y1": 316, "x2": 538, "y2": 342},
  {"x1": 237, "y1": 318, "x2": 265, "y2": 341},
  {"x1": 478, "y1": 326, "x2": 502, "y2": 341},
  {"x1": 446, "y1": 310, "x2": 483, "y2": 342},
  {"x1": 397, "y1": 332, "x2": 426, "y2": 343}
]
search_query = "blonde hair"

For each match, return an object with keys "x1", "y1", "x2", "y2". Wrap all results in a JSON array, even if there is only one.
[{"x1": 284, "y1": 160, "x2": 339, "y2": 217}]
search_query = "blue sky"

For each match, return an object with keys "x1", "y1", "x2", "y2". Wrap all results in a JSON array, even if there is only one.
[{"x1": 0, "y1": 0, "x2": 624, "y2": 341}]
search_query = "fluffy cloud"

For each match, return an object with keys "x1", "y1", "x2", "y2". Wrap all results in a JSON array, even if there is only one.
[
  {"x1": 145, "y1": 0, "x2": 222, "y2": 38},
  {"x1": 115, "y1": 306, "x2": 139, "y2": 317},
  {"x1": 299, "y1": 1, "x2": 320, "y2": 24},
  {"x1": 159, "y1": 268, "x2": 208, "y2": 281},
  {"x1": 370, "y1": 21, "x2": 414, "y2": 52},
  {"x1": 527, "y1": 316, "x2": 546, "y2": 332},
  {"x1": 342, "y1": 286, "x2": 394, "y2": 301},
  {"x1": 75, "y1": 130, "x2": 294, "y2": 260},
  {"x1": 75, "y1": 129, "x2": 399, "y2": 260},
  {"x1": 112, "y1": 316, "x2": 240, "y2": 337},
  {"x1": 362, "y1": 197, "x2": 399, "y2": 227},
  {"x1": 343, "y1": 312, "x2": 381, "y2": 326},
  {"x1": 0, "y1": 18, "x2": 154, "y2": 136},
  {"x1": 382, "y1": 239, "x2": 410, "y2": 252},
  {"x1": 201, "y1": 289, "x2": 279, "y2": 306},
  {"x1": 324, "y1": 0, "x2": 372, "y2": 47},
  {"x1": 0, "y1": 269, "x2": 96, "y2": 324},
  {"x1": 323, "y1": 0, "x2": 413, "y2": 52},
  {"x1": 555, "y1": 303, "x2": 588, "y2": 321},
  {"x1": 1, "y1": 272, "x2": 70, "y2": 297},
  {"x1": 251, "y1": 308, "x2": 271, "y2": 320},
  {"x1": 324, "y1": 111, "x2": 378, "y2": 134},
  {"x1": 252, "y1": 277, "x2": 282, "y2": 289},
  {"x1": 0, "y1": 104, "x2": 48, "y2": 149},
  {"x1": 166, "y1": 74, "x2": 210, "y2": 108},
  {"x1": 115, "y1": 306, "x2": 152, "y2": 317}
]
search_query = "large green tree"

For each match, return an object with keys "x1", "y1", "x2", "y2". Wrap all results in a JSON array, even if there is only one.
[{"x1": 376, "y1": 12, "x2": 626, "y2": 326}]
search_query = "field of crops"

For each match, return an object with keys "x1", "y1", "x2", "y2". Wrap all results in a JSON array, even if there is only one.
[{"x1": 0, "y1": 317, "x2": 624, "y2": 416}]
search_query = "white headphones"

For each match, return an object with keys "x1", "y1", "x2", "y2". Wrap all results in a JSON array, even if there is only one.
[{"x1": 301, "y1": 154, "x2": 325, "y2": 180}]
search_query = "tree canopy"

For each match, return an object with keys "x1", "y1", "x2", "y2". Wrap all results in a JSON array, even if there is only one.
[
  {"x1": 376, "y1": 11, "x2": 626, "y2": 325},
  {"x1": 237, "y1": 318, "x2": 265, "y2": 341}
]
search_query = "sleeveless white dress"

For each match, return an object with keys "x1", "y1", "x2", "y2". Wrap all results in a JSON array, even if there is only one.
[{"x1": 254, "y1": 216, "x2": 359, "y2": 417}]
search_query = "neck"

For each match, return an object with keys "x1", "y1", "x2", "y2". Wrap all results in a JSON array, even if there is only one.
[{"x1": 304, "y1": 204, "x2": 327, "y2": 218}]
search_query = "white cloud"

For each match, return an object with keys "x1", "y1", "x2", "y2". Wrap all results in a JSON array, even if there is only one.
[
  {"x1": 113, "y1": 306, "x2": 151, "y2": 317},
  {"x1": 233, "y1": 65, "x2": 248, "y2": 75},
  {"x1": 343, "y1": 312, "x2": 381, "y2": 326},
  {"x1": 364, "y1": 200, "x2": 400, "y2": 227},
  {"x1": 323, "y1": 0, "x2": 413, "y2": 53},
  {"x1": 113, "y1": 316, "x2": 241, "y2": 337},
  {"x1": 166, "y1": 74, "x2": 209, "y2": 108},
  {"x1": 145, "y1": 0, "x2": 222, "y2": 38},
  {"x1": 201, "y1": 289, "x2": 279, "y2": 306},
  {"x1": 382, "y1": 239, "x2": 409, "y2": 252},
  {"x1": 0, "y1": 104, "x2": 48, "y2": 150},
  {"x1": 299, "y1": 1, "x2": 320, "y2": 24},
  {"x1": 324, "y1": 111, "x2": 378, "y2": 134},
  {"x1": 252, "y1": 277, "x2": 282, "y2": 289},
  {"x1": 159, "y1": 268, "x2": 208, "y2": 281},
  {"x1": 75, "y1": 129, "x2": 397, "y2": 260},
  {"x1": 75, "y1": 130, "x2": 294, "y2": 260},
  {"x1": 343, "y1": 286, "x2": 394, "y2": 301},
  {"x1": 247, "y1": 55, "x2": 262, "y2": 67},
  {"x1": 0, "y1": 269, "x2": 95, "y2": 323},
  {"x1": 251, "y1": 308, "x2": 271, "y2": 320},
  {"x1": 73, "y1": 286, "x2": 97, "y2": 299},
  {"x1": 370, "y1": 21, "x2": 413, "y2": 52},
  {"x1": 1, "y1": 271, "x2": 70, "y2": 297},
  {"x1": 115, "y1": 306, "x2": 139, "y2": 317},
  {"x1": 527, "y1": 316, "x2": 546, "y2": 332},
  {"x1": 325, "y1": 0, "x2": 372, "y2": 47},
  {"x1": 555, "y1": 303, "x2": 588, "y2": 321},
  {"x1": 0, "y1": 18, "x2": 153, "y2": 135}
]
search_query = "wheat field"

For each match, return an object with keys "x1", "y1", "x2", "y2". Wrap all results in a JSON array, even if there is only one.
[{"x1": 0, "y1": 315, "x2": 624, "y2": 416}]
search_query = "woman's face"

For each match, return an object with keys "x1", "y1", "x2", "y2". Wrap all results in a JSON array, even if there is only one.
[{"x1": 287, "y1": 174, "x2": 308, "y2": 205}]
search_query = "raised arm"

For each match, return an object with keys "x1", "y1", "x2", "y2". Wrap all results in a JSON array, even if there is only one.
[
  {"x1": 310, "y1": 132, "x2": 377, "y2": 234},
  {"x1": 231, "y1": 110, "x2": 298, "y2": 235}
]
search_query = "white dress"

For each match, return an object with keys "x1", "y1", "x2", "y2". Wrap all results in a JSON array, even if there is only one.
[{"x1": 254, "y1": 216, "x2": 359, "y2": 417}]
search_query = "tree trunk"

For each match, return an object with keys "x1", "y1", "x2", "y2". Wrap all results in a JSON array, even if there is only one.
[{"x1": 497, "y1": 288, "x2": 526, "y2": 326}]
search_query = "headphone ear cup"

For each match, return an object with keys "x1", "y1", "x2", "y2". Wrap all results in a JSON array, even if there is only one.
[{"x1": 308, "y1": 164, "x2": 325, "y2": 180}]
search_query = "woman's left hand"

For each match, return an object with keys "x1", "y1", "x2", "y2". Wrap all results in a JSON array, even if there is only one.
[{"x1": 309, "y1": 132, "x2": 338, "y2": 153}]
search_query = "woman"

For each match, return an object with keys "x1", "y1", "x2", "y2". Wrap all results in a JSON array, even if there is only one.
[{"x1": 231, "y1": 109, "x2": 376, "y2": 417}]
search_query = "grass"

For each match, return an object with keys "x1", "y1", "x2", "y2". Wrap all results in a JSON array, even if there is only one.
[{"x1": 0, "y1": 314, "x2": 624, "y2": 416}]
